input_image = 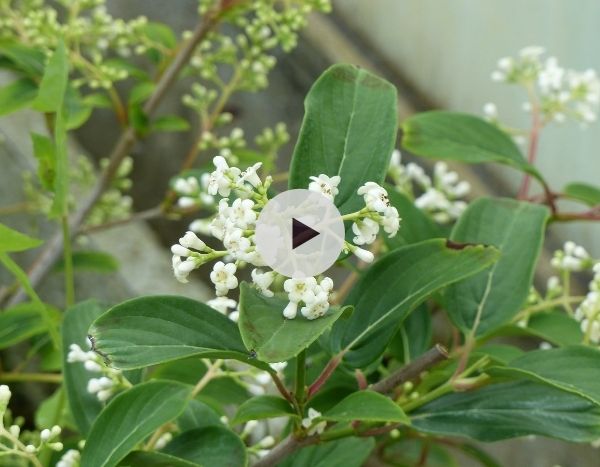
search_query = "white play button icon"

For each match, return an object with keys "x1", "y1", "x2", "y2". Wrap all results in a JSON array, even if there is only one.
[{"x1": 255, "y1": 189, "x2": 345, "y2": 278}]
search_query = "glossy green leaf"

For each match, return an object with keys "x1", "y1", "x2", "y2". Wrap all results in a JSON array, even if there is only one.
[
  {"x1": 445, "y1": 198, "x2": 549, "y2": 336},
  {"x1": 385, "y1": 186, "x2": 441, "y2": 248},
  {"x1": 31, "y1": 133, "x2": 56, "y2": 191},
  {"x1": 388, "y1": 304, "x2": 432, "y2": 364},
  {"x1": 489, "y1": 346, "x2": 600, "y2": 406},
  {"x1": 289, "y1": 64, "x2": 398, "y2": 214},
  {"x1": 279, "y1": 437, "x2": 375, "y2": 467},
  {"x1": 62, "y1": 300, "x2": 106, "y2": 435},
  {"x1": 232, "y1": 395, "x2": 296, "y2": 425},
  {"x1": 401, "y1": 111, "x2": 540, "y2": 178},
  {"x1": 564, "y1": 182, "x2": 600, "y2": 206},
  {"x1": 412, "y1": 380, "x2": 600, "y2": 442},
  {"x1": 32, "y1": 40, "x2": 68, "y2": 112},
  {"x1": 178, "y1": 399, "x2": 223, "y2": 432},
  {"x1": 0, "y1": 78, "x2": 37, "y2": 115},
  {"x1": 82, "y1": 381, "x2": 190, "y2": 467},
  {"x1": 330, "y1": 239, "x2": 499, "y2": 368},
  {"x1": 121, "y1": 451, "x2": 199, "y2": 467},
  {"x1": 323, "y1": 391, "x2": 409, "y2": 423},
  {"x1": 239, "y1": 282, "x2": 349, "y2": 362},
  {"x1": 152, "y1": 115, "x2": 190, "y2": 132},
  {"x1": 90, "y1": 295, "x2": 263, "y2": 370},
  {"x1": 0, "y1": 223, "x2": 42, "y2": 253},
  {"x1": 162, "y1": 427, "x2": 247, "y2": 467},
  {"x1": 498, "y1": 310, "x2": 583, "y2": 346},
  {"x1": 0, "y1": 302, "x2": 50, "y2": 349},
  {"x1": 54, "y1": 250, "x2": 119, "y2": 273}
]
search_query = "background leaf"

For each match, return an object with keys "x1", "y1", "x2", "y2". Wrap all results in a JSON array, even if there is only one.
[
  {"x1": 54, "y1": 250, "x2": 119, "y2": 274},
  {"x1": 121, "y1": 451, "x2": 199, "y2": 467},
  {"x1": 412, "y1": 380, "x2": 600, "y2": 442},
  {"x1": 323, "y1": 391, "x2": 409, "y2": 423},
  {"x1": 90, "y1": 295, "x2": 263, "y2": 370},
  {"x1": 401, "y1": 111, "x2": 540, "y2": 178},
  {"x1": 497, "y1": 310, "x2": 583, "y2": 346},
  {"x1": 239, "y1": 283, "x2": 349, "y2": 362},
  {"x1": 0, "y1": 78, "x2": 37, "y2": 115},
  {"x1": 162, "y1": 426, "x2": 247, "y2": 467},
  {"x1": 445, "y1": 198, "x2": 549, "y2": 336},
  {"x1": 0, "y1": 223, "x2": 42, "y2": 253},
  {"x1": 32, "y1": 40, "x2": 68, "y2": 113},
  {"x1": 330, "y1": 239, "x2": 499, "y2": 368},
  {"x1": 81, "y1": 381, "x2": 190, "y2": 467},
  {"x1": 62, "y1": 300, "x2": 106, "y2": 435},
  {"x1": 0, "y1": 302, "x2": 53, "y2": 349},
  {"x1": 563, "y1": 182, "x2": 600, "y2": 206},
  {"x1": 232, "y1": 395, "x2": 297, "y2": 425},
  {"x1": 489, "y1": 346, "x2": 600, "y2": 406},
  {"x1": 31, "y1": 133, "x2": 56, "y2": 191},
  {"x1": 289, "y1": 64, "x2": 398, "y2": 214},
  {"x1": 278, "y1": 437, "x2": 375, "y2": 467}
]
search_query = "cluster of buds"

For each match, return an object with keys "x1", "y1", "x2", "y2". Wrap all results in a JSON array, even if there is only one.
[
  {"x1": 488, "y1": 46, "x2": 600, "y2": 125},
  {"x1": 388, "y1": 150, "x2": 470, "y2": 223},
  {"x1": 551, "y1": 241, "x2": 593, "y2": 272},
  {"x1": 67, "y1": 343, "x2": 128, "y2": 402},
  {"x1": 57, "y1": 449, "x2": 81, "y2": 467},
  {"x1": 1, "y1": 385, "x2": 65, "y2": 461},
  {"x1": 575, "y1": 264, "x2": 600, "y2": 344}
]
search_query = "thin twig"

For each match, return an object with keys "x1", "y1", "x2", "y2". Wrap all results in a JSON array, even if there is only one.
[
  {"x1": 5, "y1": 12, "x2": 222, "y2": 307},
  {"x1": 370, "y1": 345, "x2": 448, "y2": 394}
]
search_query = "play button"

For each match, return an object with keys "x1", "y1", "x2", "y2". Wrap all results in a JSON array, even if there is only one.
[
  {"x1": 255, "y1": 189, "x2": 345, "y2": 278},
  {"x1": 292, "y1": 218, "x2": 320, "y2": 249}
]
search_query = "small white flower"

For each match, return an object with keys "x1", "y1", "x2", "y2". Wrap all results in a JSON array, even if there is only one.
[
  {"x1": 251, "y1": 269, "x2": 276, "y2": 297},
  {"x1": 483, "y1": 102, "x2": 498, "y2": 119},
  {"x1": 67, "y1": 344, "x2": 96, "y2": 363},
  {"x1": 302, "y1": 407, "x2": 326, "y2": 435},
  {"x1": 189, "y1": 218, "x2": 212, "y2": 236},
  {"x1": 210, "y1": 261, "x2": 238, "y2": 296},
  {"x1": 300, "y1": 298, "x2": 329, "y2": 320},
  {"x1": 352, "y1": 218, "x2": 379, "y2": 245},
  {"x1": 179, "y1": 231, "x2": 206, "y2": 251},
  {"x1": 155, "y1": 432, "x2": 173, "y2": 450},
  {"x1": 174, "y1": 176, "x2": 199, "y2": 195},
  {"x1": 381, "y1": 206, "x2": 401, "y2": 238},
  {"x1": 1, "y1": 384, "x2": 12, "y2": 411},
  {"x1": 357, "y1": 182, "x2": 390, "y2": 213},
  {"x1": 352, "y1": 246, "x2": 374, "y2": 263},
  {"x1": 208, "y1": 296, "x2": 238, "y2": 315},
  {"x1": 406, "y1": 163, "x2": 432, "y2": 189},
  {"x1": 207, "y1": 156, "x2": 240, "y2": 197},
  {"x1": 238, "y1": 162, "x2": 263, "y2": 188},
  {"x1": 223, "y1": 229, "x2": 252, "y2": 259},
  {"x1": 229, "y1": 198, "x2": 257, "y2": 228},
  {"x1": 284, "y1": 277, "x2": 317, "y2": 303},
  {"x1": 283, "y1": 301, "x2": 298, "y2": 319},
  {"x1": 308, "y1": 174, "x2": 341, "y2": 200},
  {"x1": 258, "y1": 435, "x2": 275, "y2": 448},
  {"x1": 57, "y1": 449, "x2": 80, "y2": 467}
]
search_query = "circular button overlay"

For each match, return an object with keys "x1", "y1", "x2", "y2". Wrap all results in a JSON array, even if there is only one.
[{"x1": 255, "y1": 189, "x2": 345, "y2": 278}]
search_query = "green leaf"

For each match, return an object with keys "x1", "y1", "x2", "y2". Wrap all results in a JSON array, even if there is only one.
[
  {"x1": 388, "y1": 304, "x2": 432, "y2": 364},
  {"x1": 31, "y1": 132, "x2": 56, "y2": 191},
  {"x1": 401, "y1": 111, "x2": 540, "y2": 178},
  {"x1": 90, "y1": 295, "x2": 264, "y2": 370},
  {"x1": 121, "y1": 451, "x2": 199, "y2": 467},
  {"x1": 385, "y1": 186, "x2": 442, "y2": 248},
  {"x1": 81, "y1": 381, "x2": 191, "y2": 467},
  {"x1": 0, "y1": 78, "x2": 37, "y2": 115},
  {"x1": 54, "y1": 250, "x2": 119, "y2": 273},
  {"x1": 564, "y1": 182, "x2": 600, "y2": 206},
  {"x1": 65, "y1": 84, "x2": 92, "y2": 129},
  {"x1": 0, "y1": 40, "x2": 45, "y2": 76},
  {"x1": 129, "y1": 82, "x2": 155, "y2": 105},
  {"x1": 489, "y1": 346, "x2": 600, "y2": 406},
  {"x1": 62, "y1": 300, "x2": 106, "y2": 435},
  {"x1": 152, "y1": 115, "x2": 190, "y2": 132},
  {"x1": 239, "y1": 282, "x2": 350, "y2": 362},
  {"x1": 323, "y1": 391, "x2": 410, "y2": 423},
  {"x1": 178, "y1": 399, "x2": 223, "y2": 432},
  {"x1": 140, "y1": 22, "x2": 177, "y2": 49},
  {"x1": 162, "y1": 427, "x2": 247, "y2": 467},
  {"x1": 289, "y1": 64, "x2": 398, "y2": 214},
  {"x1": 330, "y1": 239, "x2": 499, "y2": 368},
  {"x1": 49, "y1": 104, "x2": 69, "y2": 217},
  {"x1": 412, "y1": 380, "x2": 600, "y2": 442},
  {"x1": 279, "y1": 437, "x2": 375, "y2": 467},
  {"x1": 497, "y1": 310, "x2": 583, "y2": 346},
  {"x1": 35, "y1": 388, "x2": 75, "y2": 431},
  {"x1": 0, "y1": 302, "x2": 50, "y2": 349},
  {"x1": 32, "y1": 40, "x2": 68, "y2": 113},
  {"x1": 232, "y1": 395, "x2": 297, "y2": 425},
  {"x1": 472, "y1": 344, "x2": 524, "y2": 365},
  {"x1": 445, "y1": 198, "x2": 549, "y2": 336},
  {"x1": 0, "y1": 223, "x2": 42, "y2": 253}
]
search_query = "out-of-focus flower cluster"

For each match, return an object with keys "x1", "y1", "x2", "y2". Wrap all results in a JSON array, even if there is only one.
[
  {"x1": 575, "y1": 263, "x2": 600, "y2": 344},
  {"x1": 388, "y1": 150, "x2": 470, "y2": 223},
  {"x1": 486, "y1": 46, "x2": 600, "y2": 125},
  {"x1": 170, "y1": 156, "x2": 401, "y2": 320}
]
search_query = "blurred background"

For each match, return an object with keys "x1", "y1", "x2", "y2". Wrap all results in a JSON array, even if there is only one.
[{"x1": 2, "y1": 1, "x2": 599, "y2": 465}]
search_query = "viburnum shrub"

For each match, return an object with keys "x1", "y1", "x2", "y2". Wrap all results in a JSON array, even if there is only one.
[{"x1": 1, "y1": 0, "x2": 600, "y2": 464}]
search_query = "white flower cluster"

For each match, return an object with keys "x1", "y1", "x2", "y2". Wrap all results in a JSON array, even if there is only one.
[
  {"x1": 1, "y1": 385, "x2": 64, "y2": 458},
  {"x1": 174, "y1": 156, "x2": 401, "y2": 319},
  {"x1": 67, "y1": 343, "x2": 124, "y2": 402},
  {"x1": 173, "y1": 174, "x2": 214, "y2": 210},
  {"x1": 575, "y1": 264, "x2": 600, "y2": 344},
  {"x1": 551, "y1": 241, "x2": 593, "y2": 272},
  {"x1": 489, "y1": 46, "x2": 600, "y2": 125},
  {"x1": 57, "y1": 449, "x2": 81, "y2": 467},
  {"x1": 388, "y1": 150, "x2": 470, "y2": 223}
]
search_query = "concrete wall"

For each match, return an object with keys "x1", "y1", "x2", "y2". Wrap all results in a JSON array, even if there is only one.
[{"x1": 334, "y1": 0, "x2": 600, "y2": 257}]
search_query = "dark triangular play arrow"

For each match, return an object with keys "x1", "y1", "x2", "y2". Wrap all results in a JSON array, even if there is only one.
[{"x1": 292, "y1": 218, "x2": 320, "y2": 249}]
